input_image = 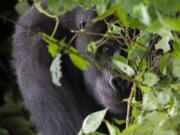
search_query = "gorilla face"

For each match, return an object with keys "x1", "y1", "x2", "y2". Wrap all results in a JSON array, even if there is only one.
[{"x1": 75, "y1": 10, "x2": 131, "y2": 115}]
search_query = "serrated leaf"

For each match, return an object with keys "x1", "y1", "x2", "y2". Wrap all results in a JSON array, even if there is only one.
[
  {"x1": 82, "y1": 108, "x2": 108, "y2": 133},
  {"x1": 50, "y1": 53, "x2": 62, "y2": 86}
]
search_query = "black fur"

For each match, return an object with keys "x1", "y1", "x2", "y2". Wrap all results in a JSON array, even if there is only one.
[{"x1": 12, "y1": 4, "x2": 131, "y2": 135}]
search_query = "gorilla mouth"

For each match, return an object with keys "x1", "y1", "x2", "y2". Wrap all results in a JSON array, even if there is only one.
[
  {"x1": 99, "y1": 89, "x2": 129, "y2": 115},
  {"x1": 99, "y1": 78, "x2": 132, "y2": 105}
]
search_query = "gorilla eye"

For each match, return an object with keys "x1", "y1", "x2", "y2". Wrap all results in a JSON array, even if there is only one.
[{"x1": 102, "y1": 45, "x2": 115, "y2": 56}]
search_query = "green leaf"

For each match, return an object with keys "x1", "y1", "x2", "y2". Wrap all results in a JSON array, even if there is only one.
[
  {"x1": 112, "y1": 59, "x2": 135, "y2": 77},
  {"x1": 48, "y1": 43, "x2": 60, "y2": 57},
  {"x1": 93, "y1": 7, "x2": 114, "y2": 22},
  {"x1": 115, "y1": 4, "x2": 128, "y2": 25},
  {"x1": 170, "y1": 83, "x2": 180, "y2": 90},
  {"x1": 132, "y1": 107, "x2": 140, "y2": 117},
  {"x1": 110, "y1": 24, "x2": 122, "y2": 35},
  {"x1": 142, "y1": 72, "x2": 160, "y2": 87},
  {"x1": 128, "y1": 43, "x2": 147, "y2": 61},
  {"x1": 136, "y1": 31, "x2": 151, "y2": 47},
  {"x1": 96, "y1": 0, "x2": 109, "y2": 15},
  {"x1": 0, "y1": 116, "x2": 36, "y2": 135},
  {"x1": 114, "y1": 55, "x2": 128, "y2": 64},
  {"x1": 68, "y1": 47, "x2": 90, "y2": 70},
  {"x1": 170, "y1": 58, "x2": 180, "y2": 79},
  {"x1": 151, "y1": 0, "x2": 180, "y2": 15},
  {"x1": 164, "y1": 17, "x2": 180, "y2": 31},
  {"x1": 155, "y1": 36, "x2": 171, "y2": 53},
  {"x1": 132, "y1": 4, "x2": 151, "y2": 26},
  {"x1": 81, "y1": 108, "x2": 108, "y2": 134},
  {"x1": 140, "y1": 4, "x2": 151, "y2": 26},
  {"x1": 157, "y1": 90, "x2": 172, "y2": 105},
  {"x1": 15, "y1": 1, "x2": 30, "y2": 15},
  {"x1": 50, "y1": 53, "x2": 62, "y2": 86},
  {"x1": 47, "y1": 0, "x2": 78, "y2": 15},
  {"x1": 173, "y1": 41, "x2": 180, "y2": 58},
  {"x1": 139, "y1": 84, "x2": 152, "y2": 93},
  {"x1": 113, "y1": 119, "x2": 126, "y2": 125},
  {"x1": 87, "y1": 41, "x2": 97, "y2": 54},
  {"x1": 104, "y1": 120, "x2": 121, "y2": 135},
  {"x1": 159, "y1": 53, "x2": 171, "y2": 75},
  {"x1": 142, "y1": 92, "x2": 163, "y2": 111},
  {"x1": 121, "y1": 124, "x2": 140, "y2": 135},
  {"x1": 0, "y1": 128, "x2": 9, "y2": 135}
]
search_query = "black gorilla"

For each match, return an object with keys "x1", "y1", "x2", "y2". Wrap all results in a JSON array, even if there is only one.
[{"x1": 12, "y1": 2, "x2": 131, "y2": 135}]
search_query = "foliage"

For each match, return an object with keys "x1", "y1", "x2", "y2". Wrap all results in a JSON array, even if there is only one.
[
  {"x1": 0, "y1": 0, "x2": 179, "y2": 135},
  {"x1": 42, "y1": 0, "x2": 180, "y2": 134}
]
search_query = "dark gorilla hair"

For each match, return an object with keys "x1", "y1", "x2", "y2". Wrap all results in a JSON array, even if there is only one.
[{"x1": 12, "y1": 2, "x2": 131, "y2": 135}]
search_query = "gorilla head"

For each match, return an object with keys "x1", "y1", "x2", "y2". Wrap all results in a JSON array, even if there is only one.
[
  {"x1": 75, "y1": 9, "x2": 131, "y2": 114},
  {"x1": 12, "y1": 4, "x2": 131, "y2": 135}
]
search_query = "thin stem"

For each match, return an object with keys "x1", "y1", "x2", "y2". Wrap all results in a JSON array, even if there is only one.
[
  {"x1": 34, "y1": 0, "x2": 59, "y2": 39},
  {"x1": 126, "y1": 83, "x2": 136, "y2": 128}
]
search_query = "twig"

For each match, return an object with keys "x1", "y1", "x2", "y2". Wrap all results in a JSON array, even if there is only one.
[
  {"x1": 71, "y1": 29, "x2": 125, "y2": 41},
  {"x1": 126, "y1": 83, "x2": 136, "y2": 128}
]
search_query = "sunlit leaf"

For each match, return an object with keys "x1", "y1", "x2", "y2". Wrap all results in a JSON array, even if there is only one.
[
  {"x1": 68, "y1": 47, "x2": 90, "y2": 70},
  {"x1": 112, "y1": 59, "x2": 135, "y2": 77},
  {"x1": 81, "y1": 108, "x2": 108, "y2": 133}
]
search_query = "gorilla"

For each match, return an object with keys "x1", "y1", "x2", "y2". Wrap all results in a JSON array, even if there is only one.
[{"x1": 12, "y1": 2, "x2": 131, "y2": 135}]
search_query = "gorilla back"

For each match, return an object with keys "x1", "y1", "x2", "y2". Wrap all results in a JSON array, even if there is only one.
[{"x1": 12, "y1": 3, "x2": 131, "y2": 135}]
